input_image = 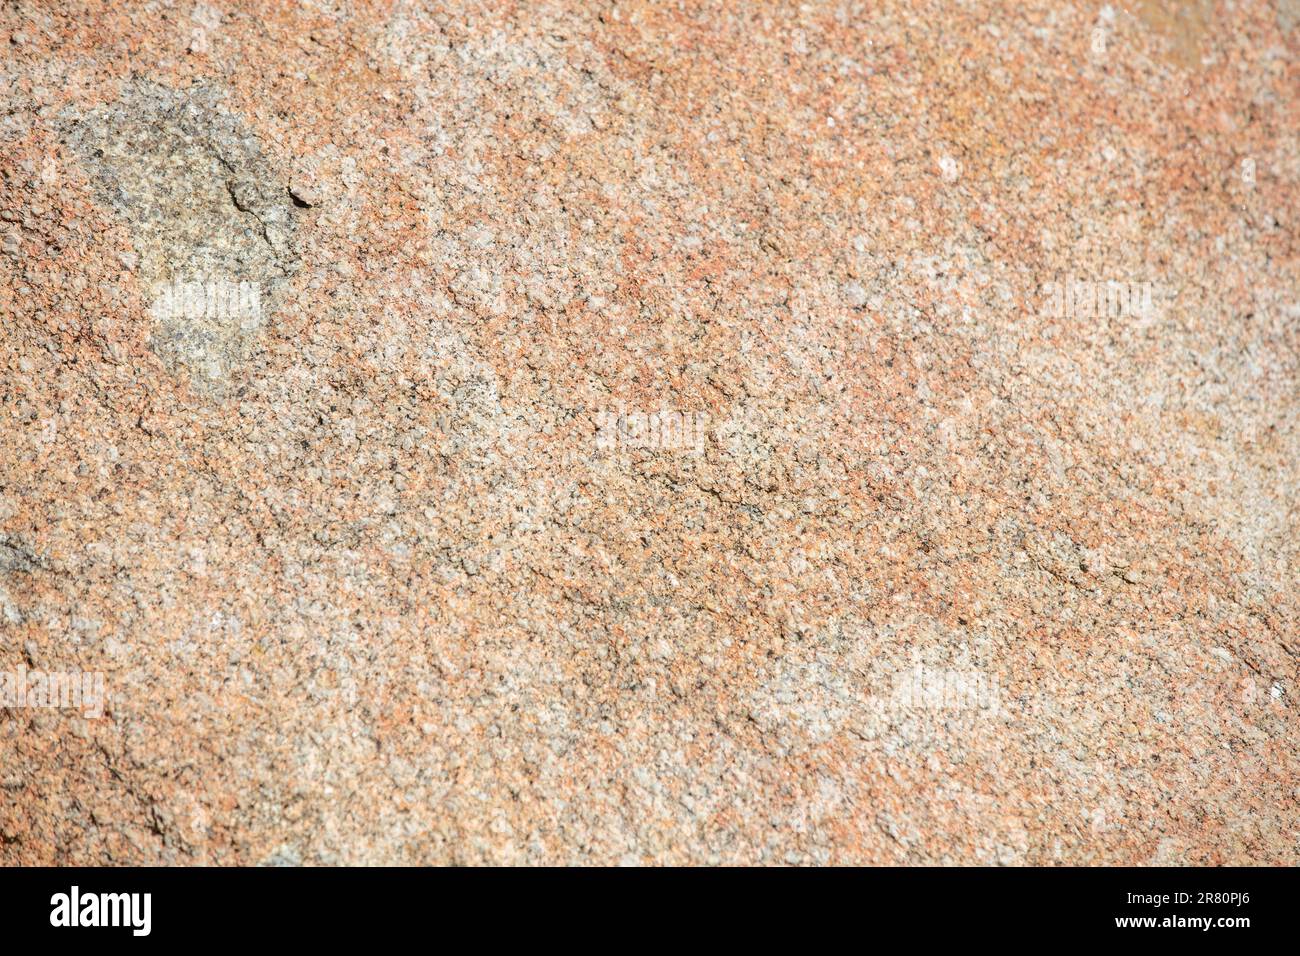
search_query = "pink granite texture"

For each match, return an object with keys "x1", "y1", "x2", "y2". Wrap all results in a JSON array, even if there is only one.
[{"x1": 0, "y1": 0, "x2": 1296, "y2": 864}]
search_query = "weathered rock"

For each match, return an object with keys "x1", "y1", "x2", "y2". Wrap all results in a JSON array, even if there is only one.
[{"x1": 0, "y1": 1, "x2": 1295, "y2": 866}]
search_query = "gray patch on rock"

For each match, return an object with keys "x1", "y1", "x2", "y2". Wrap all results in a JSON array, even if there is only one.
[
  {"x1": 1281, "y1": 0, "x2": 1300, "y2": 33},
  {"x1": 257, "y1": 843, "x2": 303, "y2": 867},
  {"x1": 60, "y1": 81, "x2": 299, "y2": 391}
]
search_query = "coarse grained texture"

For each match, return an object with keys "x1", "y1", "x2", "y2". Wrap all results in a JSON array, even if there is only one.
[{"x1": 0, "y1": 0, "x2": 1296, "y2": 865}]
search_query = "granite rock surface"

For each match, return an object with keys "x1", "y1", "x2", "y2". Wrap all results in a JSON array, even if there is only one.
[{"x1": 0, "y1": 0, "x2": 1297, "y2": 864}]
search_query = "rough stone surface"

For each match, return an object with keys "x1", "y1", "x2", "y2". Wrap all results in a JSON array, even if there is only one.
[
  {"x1": 0, "y1": 1, "x2": 1296, "y2": 865},
  {"x1": 59, "y1": 80, "x2": 299, "y2": 389}
]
